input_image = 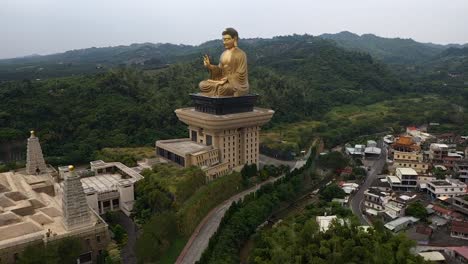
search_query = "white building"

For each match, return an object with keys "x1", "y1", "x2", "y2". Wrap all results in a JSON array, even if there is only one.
[
  {"x1": 316, "y1": 215, "x2": 343, "y2": 232},
  {"x1": 387, "y1": 168, "x2": 418, "y2": 191},
  {"x1": 426, "y1": 179, "x2": 467, "y2": 199},
  {"x1": 59, "y1": 160, "x2": 144, "y2": 216},
  {"x1": 384, "y1": 199, "x2": 406, "y2": 220},
  {"x1": 384, "y1": 216, "x2": 419, "y2": 232},
  {"x1": 364, "y1": 188, "x2": 389, "y2": 212},
  {"x1": 345, "y1": 144, "x2": 365, "y2": 157}
]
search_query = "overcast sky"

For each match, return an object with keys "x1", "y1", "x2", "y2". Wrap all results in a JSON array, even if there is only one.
[{"x1": 1, "y1": 0, "x2": 467, "y2": 59}]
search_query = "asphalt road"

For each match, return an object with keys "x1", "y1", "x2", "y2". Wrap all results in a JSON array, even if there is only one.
[
  {"x1": 116, "y1": 212, "x2": 138, "y2": 264},
  {"x1": 350, "y1": 142, "x2": 387, "y2": 225},
  {"x1": 176, "y1": 154, "x2": 310, "y2": 264}
]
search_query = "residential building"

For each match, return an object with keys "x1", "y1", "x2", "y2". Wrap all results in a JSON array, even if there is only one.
[
  {"x1": 384, "y1": 199, "x2": 405, "y2": 220},
  {"x1": 364, "y1": 188, "x2": 388, "y2": 212},
  {"x1": 387, "y1": 168, "x2": 418, "y2": 191},
  {"x1": 383, "y1": 135, "x2": 394, "y2": 145},
  {"x1": 393, "y1": 150, "x2": 430, "y2": 174},
  {"x1": 426, "y1": 179, "x2": 467, "y2": 199},
  {"x1": 345, "y1": 144, "x2": 365, "y2": 157},
  {"x1": 370, "y1": 177, "x2": 392, "y2": 192},
  {"x1": 384, "y1": 216, "x2": 419, "y2": 232},
  {"x1": 427, "y1": 204, "x2": 462, "y2": 220},
  {"x1": 451, "y1": 221, "x2": 468, "y2": 240},
  {"x1": 448, "y1": 246, "x2": 468, "y2": 263},
  {"x1": 406, "y1": 126, "x2": 433, "y2": 143},
  {"x1": 452, "y1": 195, "x2": 468, "y2": 215},
  {"x1": 429, "y1": 143, "x2": 463, "y2": 169},
  {"x1": 455, "y1": 160, "x2": 468, "y2": 183},
  {"x1": 316, "y1": 215, "x2": 342, "y2": 232},
  {"x1": 407, "y1": 225, "x2": 433, "y2": 245}
]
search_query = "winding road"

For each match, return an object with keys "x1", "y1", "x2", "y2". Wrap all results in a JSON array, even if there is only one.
[
  {"x1": 176, "y1": 153, "x2": 310, "y2": 264},
  {"x1": 350, "y1": 141, "x2": 387, "y2": 225}
]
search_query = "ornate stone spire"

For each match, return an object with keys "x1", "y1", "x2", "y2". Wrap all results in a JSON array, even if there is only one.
[
  {"x1": 26, "y1": 130, "x2": 48, "y2": 175},
  {"x1": 62, "y1": 165, "x2": 91, "y2": 230}
]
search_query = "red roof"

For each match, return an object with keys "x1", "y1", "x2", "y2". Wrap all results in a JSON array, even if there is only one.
[
  {"x1": 450, "y1": 247, "x2": 468, "y2": 260},
  {"x1": 452, "y1": 221, "x2": 468, "y2": 234},
  {"x1": 432, "y1": 204, "x2": 453, "y2": 216},
  {"x1": 416, "y1": 225, "x2": 433, "y2": 236},
  {"x1": 407, "y1": 126, "x2": 417, "y2": 131}
]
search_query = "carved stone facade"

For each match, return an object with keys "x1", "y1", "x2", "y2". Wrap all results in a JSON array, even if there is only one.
[{"x1": 26, "y1": 131, "x2": 47, "y2": 175}]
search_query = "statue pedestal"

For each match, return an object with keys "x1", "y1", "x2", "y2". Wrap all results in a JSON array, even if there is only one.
[{"x1": 190, "y1": 93, "x2": 258, "y2": 115}]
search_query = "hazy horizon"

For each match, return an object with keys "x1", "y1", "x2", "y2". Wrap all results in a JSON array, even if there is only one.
[{"x1": 2, "y1": 0, "x2": 467, "y2": 59}]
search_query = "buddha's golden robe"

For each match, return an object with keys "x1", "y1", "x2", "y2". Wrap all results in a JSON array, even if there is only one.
[{"x1": 199, "y1": 47, "x2": 249, "y2": 97}]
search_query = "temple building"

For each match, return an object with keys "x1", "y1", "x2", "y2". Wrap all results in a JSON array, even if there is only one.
[
  {"x1": 25, "y1": 131, "x2": 48, "y2": 175},
  {"x1": 0, "y1": 166, "x2": 109, "y2": 263},
  {"x1": 58, "y1": 160, "x2": 143, "y2": 216},
  {"x1": 156, "y1": 94, "x2": 274, "y2": 180}
]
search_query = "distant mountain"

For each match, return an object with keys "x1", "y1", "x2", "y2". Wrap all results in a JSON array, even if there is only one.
[
  {"x1": 0, "y1": 43, "x2": 197, "y2": 81},
  {"x1": 0, "y1": 34, "x2": 402, "y2": 162},
  {"x1": 319, "y1": 31, "x2": 447, "y2": 64},
  {"x1": 0, "y1": 31, "x2": 466, "y2": 81}
]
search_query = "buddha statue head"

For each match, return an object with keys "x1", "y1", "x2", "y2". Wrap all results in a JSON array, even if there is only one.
[{"x1": 222, "y1": 28, "x2": 239, "y2": 49}]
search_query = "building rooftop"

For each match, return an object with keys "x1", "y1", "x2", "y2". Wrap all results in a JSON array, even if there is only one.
[
  {"x1": 316, "y1": 215, "x2": 338, "y2": 232},
  {"x1": 449, "y1": 246, "x2": 468, "y2": 260},
  {"x1": 452, "y1": 220, "x2": 468, "y2": 234},
  {"x1": 394, "y1": 136, "x2": 415, "y2": 146},
  {"x1": 387, "y1": 175, "x2": 402, "y2": 184},
  {"x1": 371, "y1": 177, "x2": 391, "y2": 188},
  {"x1": 430, "y1": 143, "x2": 449, "y2": 150},
  {"x1": 0, "y1": 171, "x2": 104, "y2": 250},
  {"x1": 80, "y1": 174, "x2": 131, "y2": 193},
  {"x1": 384, "y1": 216, "x2": 419, "y2": 231},
  {"x1": 156, "y1": 138, "x2": 212, "y2": 156},
  {"x1": 418, "y1": 252, "x2": 445, "y2": 262},
  {"x1": 396, "y1": 167, "x2": 418, "y2": 176},
  {"x1": 365, "y1": 146, "x2": 381, "y2": 155},
  {"x1": 429, "y1": 179, "x2": 466, "y2": 187},
  {"x1": 366, "y1": 188, "x2": 388, "y2": 197}
]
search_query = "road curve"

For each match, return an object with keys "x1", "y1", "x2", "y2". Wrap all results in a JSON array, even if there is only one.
[{"x1": 176, "y1": 156, "x2": 309, "y2": 264}]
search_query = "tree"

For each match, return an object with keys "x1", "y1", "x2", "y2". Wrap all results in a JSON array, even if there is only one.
[
  {"x1": 136, "y1": 212, "x2": 178, "y2": 262},
  {"x1": 405, "y1": 201, "x2": 428, "y2": 220},
  {"x1": 320, "y1": 183, "x2": 346, "y2": 202},
  {"x1": 317, "y1": 152, "x2": 349, "y2": 171}
]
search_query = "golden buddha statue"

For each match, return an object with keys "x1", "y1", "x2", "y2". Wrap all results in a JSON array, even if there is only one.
[{"x1": 199, "y1": 28, "x2": 249, "y2": 97}]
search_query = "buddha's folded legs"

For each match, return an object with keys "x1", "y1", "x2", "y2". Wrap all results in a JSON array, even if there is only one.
[
  {"x1": 217, "y1": 83, "x2": 235, "y2": 96},
  {"x1": 199, "y1": 80, "x2": 218, "y2": 96},
  {"x1": 199, "y1": 80, "x2": 236, "y2": 96}
]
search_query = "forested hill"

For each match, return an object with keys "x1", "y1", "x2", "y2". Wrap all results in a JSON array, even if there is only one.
[
  {"x1": 0, "y1": 35, "x2": 402, "y2": 164},
  {"x1": 1, "y1": 32, "x2": 467, "y2": 81},
  {"x1": 320, "y1": 31, "x2": 448, "y2": 64}
]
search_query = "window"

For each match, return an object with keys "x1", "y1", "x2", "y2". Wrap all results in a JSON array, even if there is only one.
[
  {"x1": 191, "y1": 131, "x2": 197, "y2": 142},
  {"x1": 78, "y1": 252, "x2": 92, "y2": 264},
  {"x1": 97, "y1": 235, "x2": 101, "y2": 243}
]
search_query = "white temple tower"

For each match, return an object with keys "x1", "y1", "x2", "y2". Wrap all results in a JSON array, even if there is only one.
[
  {"x1": 26, "y1": 130, "x2": 48, "y2": 175},
  {"x1": 62, "y1": 165, "x2": 91, "y2": 230}
]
